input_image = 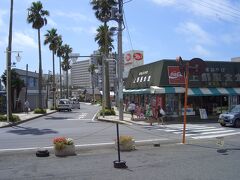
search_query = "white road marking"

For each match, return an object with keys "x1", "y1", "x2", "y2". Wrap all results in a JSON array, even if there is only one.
[
  {"x1": 192, "y1": 132, "x2": 240, "y2": 139},
  {"x1": 149, "y1": 124, "x2": 240, "y2": 140}
]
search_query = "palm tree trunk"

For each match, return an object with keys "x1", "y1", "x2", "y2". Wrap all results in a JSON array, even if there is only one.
[
  {"x1": 105, "y1": 61, "x2": 111, "y2": 109},
  {"x1": 52, "y1": 51, "x2": 56, "y2": 109},
  {"x1": 66, "y1": 69, "x2": 69, "y2": 99},
  {"x1": 103, "y1": 22, "x2": 111, "y2": 109},
  {"x1": 92, "y1": 72, "x2": 95, "y2": 103},
  {"x1": 38, "y1": 29, "x2": 43, "y2": 109},
  {"x1": 59, "y1": 57, "x2": 62, "y2": 98}
]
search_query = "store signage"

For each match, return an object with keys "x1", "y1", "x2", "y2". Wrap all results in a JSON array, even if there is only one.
[
  {"x1": 133, "y1": 53, "x2": 143, "y2": 61},
  {"x1": 125, "y1": 53, "x2": 132, "y2": 65},
  {"x1": 168, "y1": 66, "x2": 185, "y2": 84}
]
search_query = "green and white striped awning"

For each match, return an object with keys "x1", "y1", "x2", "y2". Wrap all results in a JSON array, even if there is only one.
[
  {"x1": 187, "y1": 88, "x2": 240, "y2": 96},
  {"x1": 124, "y1": 86, "x2": 240, "y2": 96}
]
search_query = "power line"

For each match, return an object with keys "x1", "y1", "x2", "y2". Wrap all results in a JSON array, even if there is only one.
[
  {"x1": 190, "y1": 0, "x2": 240, "y2": 23},
  {"x1": 123, "y1": 7, "x2": 134, "y2": 51}
]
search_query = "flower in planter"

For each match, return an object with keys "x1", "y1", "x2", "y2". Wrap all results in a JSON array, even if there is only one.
[{"x1": 53, "y1": 137, "x2": 74, "y2": 150}]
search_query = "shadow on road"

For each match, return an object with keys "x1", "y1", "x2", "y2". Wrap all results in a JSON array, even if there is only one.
[
  {"x1": 7, "y1": 125, "x2": 58, "y2": 135},
  {"x1": 44, "y1": 116, "x2": 68, "y2": 120}
]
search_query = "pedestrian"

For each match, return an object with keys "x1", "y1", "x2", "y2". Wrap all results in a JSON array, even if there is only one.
[
  {"x1": 24, "y1": 100, "x2": 30, "y2": 114},
  {"x1": 158, "y1": 105, "x2": 166, "y2": 125},
  {"x1": 128, "y1": 101, "x2": 136, "y2": 120},
  {"x1": 136, "y1": 104, "x2": 142, "y2": 119}
]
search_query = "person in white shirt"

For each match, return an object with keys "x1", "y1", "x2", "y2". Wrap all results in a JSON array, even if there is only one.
[{"x1": 128, "y1": 101, "x2": 136, "y2": 120}]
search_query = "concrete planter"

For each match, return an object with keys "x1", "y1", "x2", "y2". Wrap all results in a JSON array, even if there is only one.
[{"x1": 54, "y1": 144, "x2": 76, "y2": 157}]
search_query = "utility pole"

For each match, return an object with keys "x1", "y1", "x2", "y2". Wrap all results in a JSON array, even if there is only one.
[
  {"x1": 118, "y1": 0, "x2": 123, "y2": 122},
  {"x1": 6, "y1": 0, "x2": 14, "y2": 123},
  {"x1": 113, "y1": 0, "x2": 127, "y2": 169}
]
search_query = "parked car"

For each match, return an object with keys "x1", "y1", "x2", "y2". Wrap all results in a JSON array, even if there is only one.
[
  {"x1": 218, "y1": 105, "x2": 240, "y2": 127},
  {"x1": 57, "y1": 99, "x2": 72, "y2": 112}
]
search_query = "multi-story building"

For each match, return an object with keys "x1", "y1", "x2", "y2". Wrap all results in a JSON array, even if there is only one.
[
  {"x1": 13, "y1": 68, "x2": 47, "y2": 110},
  {"x1": 71, "y1": 59, "x2": 91, "y2": 88}
]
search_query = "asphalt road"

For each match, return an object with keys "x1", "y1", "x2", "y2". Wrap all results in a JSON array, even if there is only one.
[
  {"x1": 0, "y1": 138, "x2": 240, "y2": 180},
  {"x1": 0, "y1": 103, "x2": 170, "y2": 151},
  {"x1": 1, "y1": 103, "x2": 240, "y2": 152}
]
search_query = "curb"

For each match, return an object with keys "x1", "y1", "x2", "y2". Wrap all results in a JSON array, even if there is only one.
[
  {"x1": 97, "y1": 117, "x2": 132, "y2": 125},
  {"x1": 0, "y1": 138, "x2": 180, "y2": 154},
  {"x1": 0, "y1": 110, "x2": 57, "y2": 128}
]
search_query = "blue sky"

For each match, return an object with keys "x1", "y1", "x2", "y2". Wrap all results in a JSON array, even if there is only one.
[{"x1": 1, "y1": 0, "x2": 240, "y2": 76}]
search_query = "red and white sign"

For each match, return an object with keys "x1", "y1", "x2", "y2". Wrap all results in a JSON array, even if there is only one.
[
  {"x1": 168, "y1": 66, "x2": 185, "y2": 84},
  {"x1": 133, "y1": 53, "x2": 143, "y2": 61},
  {"x1": 123, "y1": 50, "x2": 144, "y2": 78}
]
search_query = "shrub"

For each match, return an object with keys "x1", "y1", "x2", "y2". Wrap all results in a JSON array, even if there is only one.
[
  {"x1": 118, "y1": 135, "x2": 134, "y2": 144},
  {"x1": 34, "y1": 108, "x2": 46, "y2": 114},
  {"x1": 0, "y1": 115, "x2": 20, "y2": 122},
  {"x1": 100, "y1": 108, "x2": 116, "y2": 116}
]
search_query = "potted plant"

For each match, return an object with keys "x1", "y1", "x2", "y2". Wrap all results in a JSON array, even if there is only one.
[
  {"x1": 53, "y1": 137, "x2": 76, "y2": 156},
  {"x1": 115, "y1": 135, "x2": 135, "y2": 151}
]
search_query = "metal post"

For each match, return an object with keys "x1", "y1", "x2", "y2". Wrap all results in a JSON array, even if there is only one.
[{"x1": 182, "y1": 62, "x2": 189, "y2": 144}]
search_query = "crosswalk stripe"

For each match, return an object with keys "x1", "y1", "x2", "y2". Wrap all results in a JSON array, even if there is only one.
[
  {"x1": 173, "y1": 128, "x2": 225, "y2": 134},
  {"x1": 146, "y1": 124, "x2": 240, "y2": 140},
  {"x1": 192, "y1": 132, "x2": 240, "y2": 139},
  {"x1": 200, "y1": 130, "x2": 234, "y2": 135}
]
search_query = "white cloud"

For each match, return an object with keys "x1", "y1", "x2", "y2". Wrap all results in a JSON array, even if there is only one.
[
  {"x1": 13, "y1": 32, "x2": 37, "y2": 49},
  {"x1": 221, "y1": 32, "x2": 240, "y2": 44},
  {"x1": 54, "y1": 11, "x2": 93, "y2": 22},
  {"x1": 151, "y1": 0, "x2": 240, "y2": 22},
  {"x1": 191, "y1": 44, "x2": 211, "y2": 57},
  {"x1": 177, "y1": 22, "x2": 213, "y2": 45},
  {"x1": 151, "y1": 0, "x2": 177, "y2": 6},
  {"x1": 47, "y1": 18, "x2": 57, "y2": 27},
  {"x1": 0, "y1": 9, "x2": 7, "y2": 32}
]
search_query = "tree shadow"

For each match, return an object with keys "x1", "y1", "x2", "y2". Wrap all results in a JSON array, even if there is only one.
[{"x1": 7, "y1": 125, "x2": 58, "y2": 135}]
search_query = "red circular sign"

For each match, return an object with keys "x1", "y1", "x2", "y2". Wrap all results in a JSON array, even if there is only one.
[
  {"x1": 125, "y1": 54, "x2": 131, "y2": 61},
  {"x1": 133, "y1": 53, "x2": 143, "y2": 61}
]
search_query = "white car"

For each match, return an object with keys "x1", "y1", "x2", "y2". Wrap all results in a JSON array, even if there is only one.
[
  {"x1": 57, "y1": 99, "x2": 72, "y2": 112},
  {"x1": 71, "y1": 100, "x2": 80, "y2": 109}
]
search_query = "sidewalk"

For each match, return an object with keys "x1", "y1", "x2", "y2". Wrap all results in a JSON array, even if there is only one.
[
  {"x1": 0, "y1": 109, "x2": 57, "y2": 128},
  {"x1": 97, "y1": 108, "x2": 219, "y2": 126}
]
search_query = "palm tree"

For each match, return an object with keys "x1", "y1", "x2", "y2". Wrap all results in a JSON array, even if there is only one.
[
  {"x1": 27, "y1": 1, "x2": 49, "y2": 109},
  {"x1": 56, "y1": 40, "x2": 64, "y2": 99},
  {"x1": 88, "y1": 64, "x2": 96, "y2": 103},
  {"x1": 61, "y1": 44, "x2": 72, "y2": 99},
  {"x1": 95, "y1": 24, "x2": 114, "y2": 109},
  {"x1": 90, "y1": 0, "x2": 117, "y2": 109},
  {"x1": 1, "y1": 70, "x2": 25, "y2": 112},
  {"x1": 44, "y1": 28, "x2": 61, "y2": 109}
]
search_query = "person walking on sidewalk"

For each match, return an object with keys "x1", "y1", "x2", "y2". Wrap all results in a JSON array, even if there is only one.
[
  {"x1": 24, "y1": 100, "x2": 30, "y2": 114},
  {"x1": 128, "y1": 101, "x2": 136, "y2": 120},
  {"x1": 158, "y1": 105, "x2": 166, "y2": 125}
]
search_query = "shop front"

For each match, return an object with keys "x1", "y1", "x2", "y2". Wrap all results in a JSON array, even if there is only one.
[{"x1": 123, "y1": 59, "x2": 240, "y2": 118}]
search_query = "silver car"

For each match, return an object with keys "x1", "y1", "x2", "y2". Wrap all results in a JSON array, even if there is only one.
[
  {"x1": 218, "y1": 105, "x2": 240, "y2": 127},
  {"x1": 57, "y1": 99, "x2": 72, "y2": 112}
]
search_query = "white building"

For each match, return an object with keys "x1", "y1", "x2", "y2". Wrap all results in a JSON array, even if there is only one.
[{"x1": 71, "y1": 59, "x2": 91, "y2": 88}]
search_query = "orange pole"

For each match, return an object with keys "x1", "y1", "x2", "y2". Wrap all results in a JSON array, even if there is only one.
[{"x1": 182, "y1": 62, "x2": 189, "y2": 144}]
